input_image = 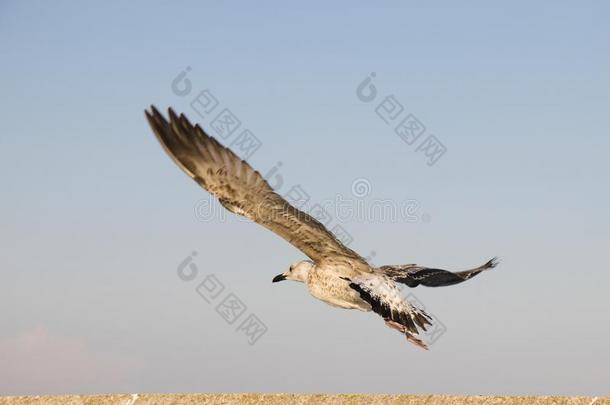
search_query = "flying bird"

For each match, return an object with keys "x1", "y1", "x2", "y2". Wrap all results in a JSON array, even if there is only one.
[{"x1": 146, "y1": 106, "x2": 497, "y2": 349}]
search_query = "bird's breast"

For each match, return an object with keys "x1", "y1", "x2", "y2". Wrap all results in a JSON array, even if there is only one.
[{"x1": 305, "y1": 264, "x2": 370, "y2": 310}]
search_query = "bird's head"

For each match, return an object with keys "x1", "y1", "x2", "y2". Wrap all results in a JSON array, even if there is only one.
[{"x1": 272, "y1": 260, "x2": 313, "y2": 284}]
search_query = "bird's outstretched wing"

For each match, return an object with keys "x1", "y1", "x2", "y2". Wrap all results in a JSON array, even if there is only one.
[
  {"x1": 145, "y1": 106, "x2": 368, "y2": 266},
  {"x1": 376, "y1": 257, "x2": 498, "y2": 288}
]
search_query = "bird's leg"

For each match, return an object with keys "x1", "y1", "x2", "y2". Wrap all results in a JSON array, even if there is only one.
[
  {"x1": 384, "y1": 319, "x2": 429, "y2": 350},
  {"x1": 384, "y1": 319, "x2": 404, "y2": 332},
  {"x1": 405, "y1": 334, "x2": 429, "y2": 350}
]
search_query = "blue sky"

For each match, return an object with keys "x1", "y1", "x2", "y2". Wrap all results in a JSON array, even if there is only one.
[{"x1": 1, "y1": 0, "x2": 609, "y2": 396}]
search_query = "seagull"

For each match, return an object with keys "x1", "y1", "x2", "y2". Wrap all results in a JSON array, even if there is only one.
[{"x1": 146, "y1": 106, "x2": 498, "y2": 349}]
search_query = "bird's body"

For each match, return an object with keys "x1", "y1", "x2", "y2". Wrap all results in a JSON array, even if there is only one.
[
  {"x1": 145, "y1": 106, "x2": 498, "y2": 349},
  {"x1": 306, "y1": 261, "x2": 370, "y2": 310}
]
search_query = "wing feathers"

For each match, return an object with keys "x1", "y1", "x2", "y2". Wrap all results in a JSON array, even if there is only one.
[
  {"x1": 146, "y1": 106, "x2": 367, "y2": 265},
  {"x1": 377, "y1": 257, "x2": 498, "y2": 288}
]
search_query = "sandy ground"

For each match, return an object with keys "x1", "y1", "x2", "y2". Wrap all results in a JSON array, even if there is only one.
[{"x1": 0, "y1": 394, "x2": 608, "y2": 405}]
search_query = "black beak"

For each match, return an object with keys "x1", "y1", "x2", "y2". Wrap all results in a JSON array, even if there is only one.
[{"x1": 272, "y1": 274, "x2": 287, "y2": 283}]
